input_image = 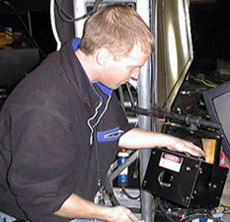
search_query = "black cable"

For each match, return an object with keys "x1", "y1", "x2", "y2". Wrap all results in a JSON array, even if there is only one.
[
  {"x1": 155, "y1": 197, "x2": 224, "y2": 222},
  {"x1": 179, "y1": 213, "x2": 222, "y2": 222},
  {"x1": 121, "y1": 186, "x2": 140, "y2": 200},
  {"x1": 155, "y1": 197, "x2": 177, "y2": 222},
  {"x1": 55, "y1": 0, "x2": 74, "y2": 20},
  {"x1": 55, "y1": 0, "x2": 104, "y2": 23},
  {"x1": 220, "y1": 203, "x2": 230, "y2": 214},
  {"x1": 0, "y1": 1, "x2": 46, "y2": 58},
  {"x1": 126, "y1": 83, "x2": 135, "y2": 108}
]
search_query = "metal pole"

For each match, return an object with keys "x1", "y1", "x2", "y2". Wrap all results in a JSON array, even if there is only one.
[
  {"x1": 138, "y1": 64, "x2": 153, "y2": 222},
  {"x1": 136, "y1": 1, "x2": 153, "y2": 221}
]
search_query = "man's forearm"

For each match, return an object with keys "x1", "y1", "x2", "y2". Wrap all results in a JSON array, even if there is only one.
[
  {"x1": 54, "y1": 194, "x2": 109, "y2": 220},
  {"x1": 118, "y1": 127, "x2": 168, "y2": 149},
  {"x1": 54, "y1": 194, "x2": 138, "y2": 222},
  {"x1": 118, "y1": 127, "x2": 205, "y2": 157}
]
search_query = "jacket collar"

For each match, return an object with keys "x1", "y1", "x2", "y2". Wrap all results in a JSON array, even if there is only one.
[{"x1": 97, "y1": 82, "x2": 113, "y2": 96}]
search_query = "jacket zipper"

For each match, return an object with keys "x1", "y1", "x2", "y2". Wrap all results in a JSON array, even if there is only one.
[{"x1": 87, "y1": 95, "x2": 112, "y2": 146}]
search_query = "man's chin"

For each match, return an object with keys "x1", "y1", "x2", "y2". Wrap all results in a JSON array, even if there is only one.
[
  {"x1": 111, "y1": 84, "x2": 122, "y2": 90},
  {"x1": 105, "y1": 82, "x2": 125, "y2": 90}
]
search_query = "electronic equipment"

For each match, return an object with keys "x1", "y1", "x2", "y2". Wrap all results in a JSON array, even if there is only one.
[
  {"x1": 142, "y1": 148, "x2": 228, "y2": 208},
  {"x1": 203, "y1": 81, "x2": 230, "y2": 158}
]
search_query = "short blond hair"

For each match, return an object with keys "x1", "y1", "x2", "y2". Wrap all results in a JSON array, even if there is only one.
[{"x1": 79, "y1": 4, "x2": 154, "y2": 57}]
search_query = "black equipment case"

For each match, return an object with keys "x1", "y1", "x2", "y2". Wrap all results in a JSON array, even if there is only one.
[{"x1": 142, "y1": 148, "x2": 228, "y2": 208}]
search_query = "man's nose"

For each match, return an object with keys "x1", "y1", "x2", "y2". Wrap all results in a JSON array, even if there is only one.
[{"x1": 131, "y1": 68, "x2": 140, "y2": 80}]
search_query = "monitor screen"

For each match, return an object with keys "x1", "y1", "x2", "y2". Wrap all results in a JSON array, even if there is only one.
[{"x1": 203, "y1": 81, "x2": 230, "y2": 157}]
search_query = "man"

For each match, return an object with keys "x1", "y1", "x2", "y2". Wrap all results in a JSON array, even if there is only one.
[{"x1": 0, "y1": 4, "x2": 204, "y2": 222}]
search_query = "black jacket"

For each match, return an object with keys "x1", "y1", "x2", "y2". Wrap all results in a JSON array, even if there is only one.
[{"x1": 0, "y1": 39, "x2": 132, "y2": 221}]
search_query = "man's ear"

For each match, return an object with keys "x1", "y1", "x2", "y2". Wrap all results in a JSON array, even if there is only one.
[{"x1": 95, "y1": 48, "x2": 113, "y2": 67}]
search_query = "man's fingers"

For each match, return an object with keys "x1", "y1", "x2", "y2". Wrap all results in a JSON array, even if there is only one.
[{"x1": 128, "y1": 211, "x2": 139, "y2": 222}]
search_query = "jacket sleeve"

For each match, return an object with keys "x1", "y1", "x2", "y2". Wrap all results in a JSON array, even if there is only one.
[{"x1": 7, "y1": 107, "x2": 76, "y2": 221}]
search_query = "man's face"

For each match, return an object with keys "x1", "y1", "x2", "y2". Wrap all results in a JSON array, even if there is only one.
[{"x1": 98, "y1": 44, "x2": 150, "y2": 90}]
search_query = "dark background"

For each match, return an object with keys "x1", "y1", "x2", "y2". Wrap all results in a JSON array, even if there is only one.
[
  {"x1": 0, "y1": 0, "x2": 230, "y2": 93},
  {"x1": 190, "y1": 0, "x2": 230, "y2": 71},
  {"x1": 1, "y1": 0, "x2": 230, "y2": 61}
]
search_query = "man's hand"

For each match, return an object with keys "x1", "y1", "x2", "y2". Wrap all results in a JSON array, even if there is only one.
[
  {"x1": 162, "y1": 134, "x2": 205, "y2": 157},
  {"x1": 119, "y1": 127, "x2": 205, "y2": 157},
  {"x1": 105, "y1": 206, "x2": 139, "y2": 222}
]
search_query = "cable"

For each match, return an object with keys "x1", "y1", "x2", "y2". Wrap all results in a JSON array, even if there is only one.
[
  {"x1": 121, "y1": 186, "x2": 140, "y2": 200},
  {"x1": 55, "y1": 0, "x2": 104, "y2": 23},
  {"x1": 126, "y1": 83, "x2": 135, "y2": 108},
  {"x1": 155, "y1": 197, "x2": 177, "y2": 222},
  {"x1": 50, "y1": 0, "x2": 62, "y2": 50},
  {"x1": 50, "y1": 0, "x2": 104, "y2": 49},
  {"x1": 0, "y1": 1, "x2": 46, "y2": 58},
  {"x1": 155, "y1": 197, "x2": 225, "y2": 222},
  {"x1": 219, "y1": 203, "x2": 230, "y2": 214},
  {"x1": 179, "y1": 213, "x2": 223, "y2": 222},
  {"x1": 190, "y1": 75, "x2": 217, "y2": 88}
]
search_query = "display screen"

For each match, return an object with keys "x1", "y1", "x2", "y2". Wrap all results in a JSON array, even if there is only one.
[{"x1": 203, "y1": 81, "x2": 230, "y2": 157}]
